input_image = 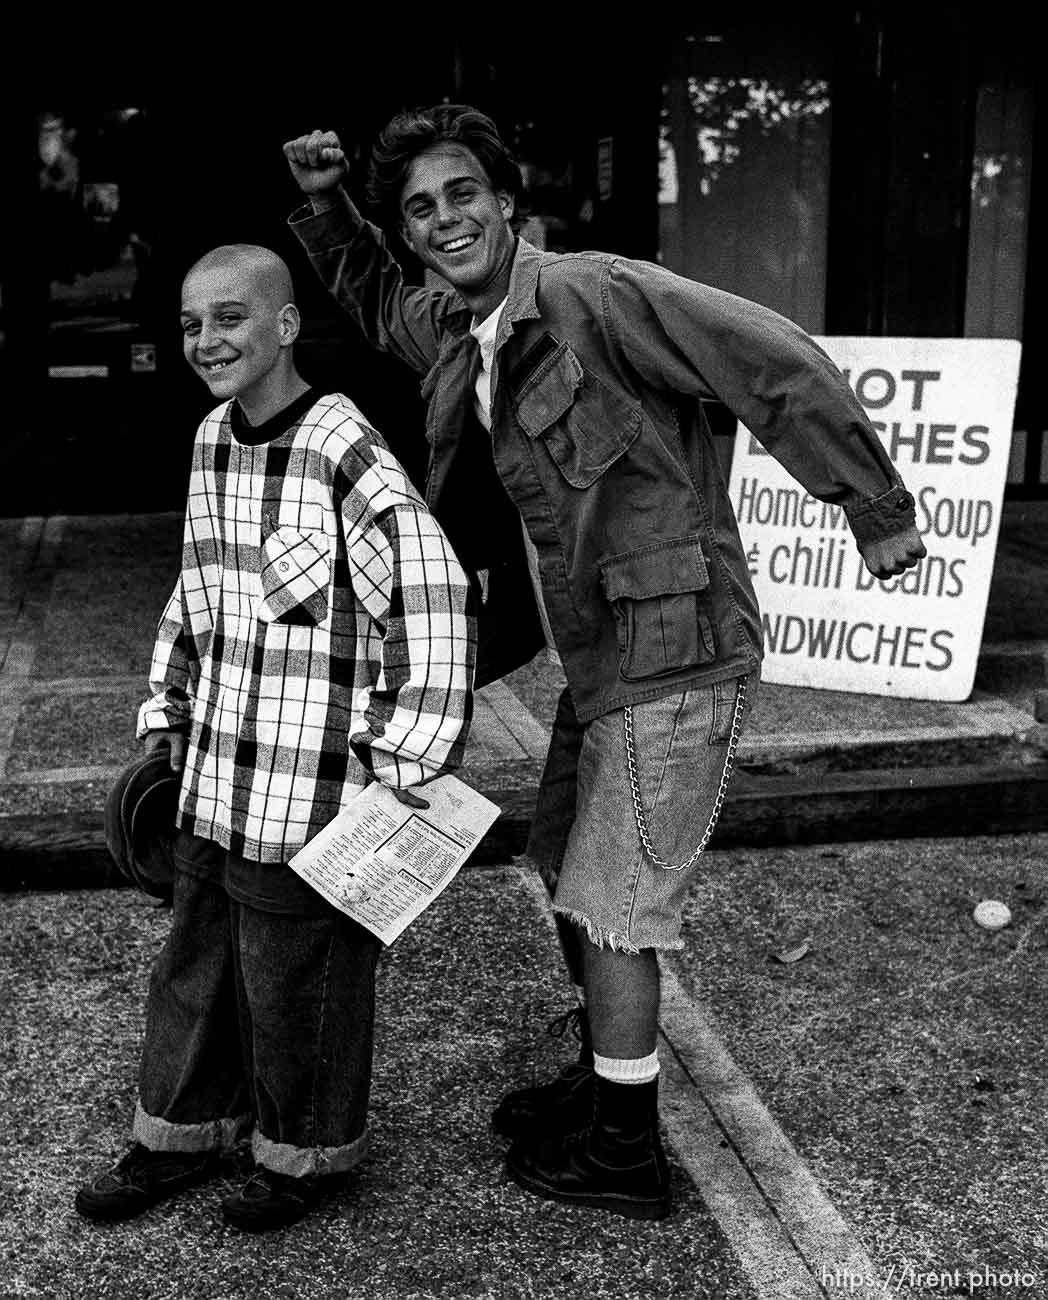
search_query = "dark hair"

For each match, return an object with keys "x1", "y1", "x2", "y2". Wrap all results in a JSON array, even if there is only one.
[{"x1": 366, "y1": 103, "x2": 524, "y2": 229}]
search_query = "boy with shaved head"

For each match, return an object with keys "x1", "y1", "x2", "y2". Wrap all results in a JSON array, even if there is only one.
[{"x1": 75, "y1": 243, "x2": 475, "y2": 1231}]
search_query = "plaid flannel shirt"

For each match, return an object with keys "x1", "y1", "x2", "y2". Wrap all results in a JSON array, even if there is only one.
[{"x1": 138, "y1": 392, "x2": 475, "y2": 864}]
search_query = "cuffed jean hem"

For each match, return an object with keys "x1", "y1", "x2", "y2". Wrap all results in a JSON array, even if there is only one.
[
  {"x1": 253, "y1": 1125, "x2": 370, "y2": 1178},
  {"x1": 132, "y1": 1101, "x2": 251, "y2": 1153}
]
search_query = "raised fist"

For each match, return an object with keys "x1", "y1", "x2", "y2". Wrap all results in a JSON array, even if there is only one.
[{"x1": 283, "y1": 130, "x2": 347, "y2": 194}]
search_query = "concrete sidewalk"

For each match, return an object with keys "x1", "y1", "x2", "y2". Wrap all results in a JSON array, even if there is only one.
[
  {"x1": 3, "y1": 507, "x2": 1048, "y2": 1298},
  {"x1": 4, "y1": 503, "x2": 1048, "y2": 877}
]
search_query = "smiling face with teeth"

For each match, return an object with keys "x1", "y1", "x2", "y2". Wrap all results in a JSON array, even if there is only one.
[
  {"x1": 180, "y1": 246, "x2": 304, "y2": 424},
  {"x1": 399, "y1": 144, "x2": 516, "y2": 321}
]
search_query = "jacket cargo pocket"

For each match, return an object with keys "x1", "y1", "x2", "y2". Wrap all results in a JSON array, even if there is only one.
[
  {"x1": 258, "y1": 526, "x2": 331, "y2": 627},
  {"x1": 600, "y1": 535, "x2": 717, "y2": 680},
  {"x1": 514, "y1": 341, "x2": 640, "y2": 488}
]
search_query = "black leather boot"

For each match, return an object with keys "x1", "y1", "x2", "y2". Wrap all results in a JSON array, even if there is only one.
[
  {"x1": 492, "y1": 1006, "x2": 595, "y2": 1139},
  {"x1": 505, "y1": 1074, "x2": 671, "y2": 1220}
]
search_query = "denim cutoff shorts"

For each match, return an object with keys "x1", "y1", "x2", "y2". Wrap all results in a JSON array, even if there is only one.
[{"x1": 527, "y1": 674, "x2": 756, "y2": 953}]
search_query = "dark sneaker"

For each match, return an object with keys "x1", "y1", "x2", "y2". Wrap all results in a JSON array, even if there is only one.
[
  {"x1": 506, "y1": 1122, "x2": 672, "y2": 1220},
  {"x1": 221, "y1": 1167, "x2": 344, "y2": 1233},
  {"x1": 491, "y1": 1062, "x2": 595, "y2": 1139},
  {"x1": 74, "y1": 1143, "x2": 222, "y2": 1221}
]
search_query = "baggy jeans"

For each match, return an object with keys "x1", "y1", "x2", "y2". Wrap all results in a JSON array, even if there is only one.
[{"x1": 132, "y1": 860, "x2": 381, "y2": 1178}]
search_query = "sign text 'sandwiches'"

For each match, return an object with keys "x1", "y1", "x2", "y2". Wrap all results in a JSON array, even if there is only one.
[{"x1": 727, "y1": 338, "x2": 1022, "y2": 701}]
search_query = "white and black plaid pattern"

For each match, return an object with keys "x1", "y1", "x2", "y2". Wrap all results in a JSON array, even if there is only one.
[{"x1": 138, "y1": 394, "x2": 475, "y2": 863}]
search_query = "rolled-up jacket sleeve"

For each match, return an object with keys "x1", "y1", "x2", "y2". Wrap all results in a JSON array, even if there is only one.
[
  {"x1": 605, "y1": 259, "x2": 917, "y2": 546},
  {"x1": 289, "y1": 191, "x2": 459, "y2": 377}
]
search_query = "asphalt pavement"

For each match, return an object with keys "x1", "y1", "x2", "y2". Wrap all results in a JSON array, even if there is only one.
[{"x1": 2, "y1": 506, "x2": 1048, "y2": 1299}]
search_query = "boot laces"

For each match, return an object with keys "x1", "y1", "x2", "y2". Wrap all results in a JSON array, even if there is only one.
[{"x1": 545, "y1": 1005, "x2": 584, "y2": 1042}]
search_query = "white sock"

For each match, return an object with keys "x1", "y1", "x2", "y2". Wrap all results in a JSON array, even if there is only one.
[{"x1": 593, "y1": 1049, "x2": 660, "y2": 1084}]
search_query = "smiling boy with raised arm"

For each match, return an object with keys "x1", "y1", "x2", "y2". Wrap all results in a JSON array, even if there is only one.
[{"x1": 283, "y1": 108, "x2": 925, "y2": 1221}]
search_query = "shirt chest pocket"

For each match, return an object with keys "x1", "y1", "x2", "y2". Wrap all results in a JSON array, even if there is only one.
[
  {"x1": 513, "y1": 340, "x2": 641, "y2": 488},
  {"x1": 258, "y1": 526, "x2": 331, "y2": 627}
]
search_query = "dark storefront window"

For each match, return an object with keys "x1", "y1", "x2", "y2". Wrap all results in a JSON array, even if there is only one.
[
  {"x1": 658, "y1": 32, "x2": 832, "y2": 333},
  {"x1": 38, "y1": 107, "x2": 158, "y2": 380},
  {"x1": 658, "y1": 21, "x2": 1040, "y2": 495},
  {"x1": 964, "y1": 80, "x2": 1037, "y2": 488}
]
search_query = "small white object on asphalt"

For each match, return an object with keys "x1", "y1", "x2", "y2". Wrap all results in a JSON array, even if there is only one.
[{"x1": 973, "y1": 899, "x2": 1012, "y2": 930}]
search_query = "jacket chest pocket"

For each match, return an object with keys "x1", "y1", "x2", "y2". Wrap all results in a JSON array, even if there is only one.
[
  {"x1": 513, "y1": 340, "x2": 640, "y2": 488},
  {"x1": 258, "y1": 526, "x2": 330, "y2": 627},
  {"x1": 600, "y1": 535, "x2": 717, "y2": 680}
]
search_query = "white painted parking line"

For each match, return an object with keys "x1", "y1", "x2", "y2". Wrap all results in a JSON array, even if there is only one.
[
  {"x1": 656, "y1": 1044, "x2": 829, "y2": 1300},
  {"x1": 514, "y1": 865, "x2": 884, "y2": 1300},
  {"x1": 469, "y1": 692, "x2": 534, "y2": 759},
  {"x1": 658, "y1": 967, "x2": 883, "y2": 1299},
  {"x1": 477, "y1": 679, "x2": 551, "y2": 762}
]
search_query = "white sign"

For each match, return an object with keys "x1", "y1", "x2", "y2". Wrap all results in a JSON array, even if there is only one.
[{"x1": 727, "y1": 338, "x2": 1022, "y2": 701}]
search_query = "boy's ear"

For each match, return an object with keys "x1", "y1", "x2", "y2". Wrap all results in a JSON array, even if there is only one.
[
  {"x1": 278, "y1": 303, "x2": 300, "y2": 347},
  {"x1": 498, "y1": 190, "x2": 515, "y2": 222}
]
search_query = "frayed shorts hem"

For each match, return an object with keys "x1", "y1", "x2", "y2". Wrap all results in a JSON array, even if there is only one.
[
  {"x1": 553, "y1": 904, "x2": 685, "y2": 954},
  {"x1": 515, "y1": 852, "x2": 687, "y2": 952}
]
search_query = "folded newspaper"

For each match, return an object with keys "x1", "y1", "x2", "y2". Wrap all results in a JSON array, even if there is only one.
[{"x1": 289, "y1": 775, "x2": 501, "y2": 945}]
